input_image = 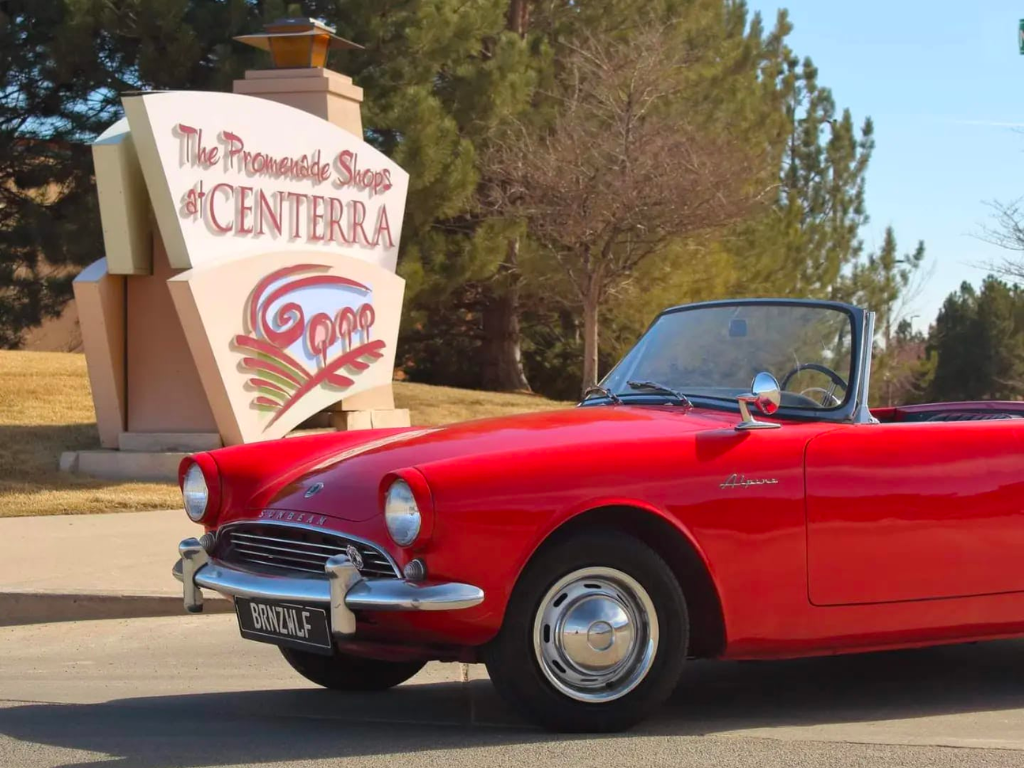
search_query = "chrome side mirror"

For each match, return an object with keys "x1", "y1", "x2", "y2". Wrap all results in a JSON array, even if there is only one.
[{"x1": 736, "y1": 372, "x2": 782, "y2": 431}]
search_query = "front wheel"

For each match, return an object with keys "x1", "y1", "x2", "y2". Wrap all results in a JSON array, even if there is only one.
[
  {"x1": 485, "y1": 530, "x2": 688, "y2": 732},
  {"x1": 280, "y1": 647, "x2": 425, "y2": 691}
]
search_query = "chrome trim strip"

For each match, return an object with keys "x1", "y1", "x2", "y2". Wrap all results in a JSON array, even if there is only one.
[
  {"x1": 233, "y1": 544, "x2": 326, "y2": 566},
  {"x1": 853, "y1": 310, "x2": 877, "y2": 424},
  {"x1": 345, "y1": 579, "x2": 485, "y2": 611},
  {"x1": 227, "y1": 539, "x2": 395, "y2": 577},
  {"x1": 217, "y1": 519, "x2": 401, "y2": 578},
  {"x1": 173, "y1": 546, "x2": 485, "y2": 640},
  {"x1": 230, "y1": 537, "x2": 392, "y2": 569},
  {"x1": 196, "y1": 559, "x2": 331, "y2": 603},
  {"x1": 231, "y1": 531, "x2": 358, "y2": 552},
  {"x1": 230, "y1": 552, "x2": 326, "y2": 575}
]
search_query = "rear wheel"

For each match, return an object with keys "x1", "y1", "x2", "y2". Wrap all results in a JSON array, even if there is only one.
[
  {"x1": 486, "y1": 530, "x2": 688, "y2": 732},
  {"x1": 280, "y1": 647, "x2": 425, "y2": 691}
]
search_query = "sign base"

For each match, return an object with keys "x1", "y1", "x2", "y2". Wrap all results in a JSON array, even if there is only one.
[
  {"x1": 329, "y1": 408, "x2": 410, "y2": 431},
  {"x1": 59, "y1": 449, "x2": 189, "y2": 482}
]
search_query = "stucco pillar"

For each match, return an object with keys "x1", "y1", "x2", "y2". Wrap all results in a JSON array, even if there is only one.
[
  {"x1": 73, "y1": 259, "x2": 126, "y2": 448},
  {"x1": 125, "y1": 233, "x2": 217, "y2": 435},
  {"x1": 233, "y1": 69, "x2": 363, "y2": 138}
]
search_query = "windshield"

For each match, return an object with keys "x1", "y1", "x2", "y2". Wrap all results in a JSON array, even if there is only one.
[{"x1": 601, "y1": 303, "x2": 855, "y2": 411}]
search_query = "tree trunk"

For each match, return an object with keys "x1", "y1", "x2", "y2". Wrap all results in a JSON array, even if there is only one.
[
  {"x1": 507, "y1": 0, "x2": 530, "y2": 36},
  {"x1": 479, "y1": 2, "x2": 533, "y2": 392},
  {"x1": 482, "y1": 238, "x2": 531, "y2": 392},
  {"x1": 581, "y1": 295, "x2": 600, "y2": 395}
]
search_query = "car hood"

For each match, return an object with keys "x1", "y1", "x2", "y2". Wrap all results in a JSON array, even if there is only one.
[{"x1": 258, "y1": 405, "x2": 740, "y2": 520}]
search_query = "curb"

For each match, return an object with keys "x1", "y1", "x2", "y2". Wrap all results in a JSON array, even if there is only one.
[{"x1": 0, "y1": 591, "x2": 232, "y2": 627}]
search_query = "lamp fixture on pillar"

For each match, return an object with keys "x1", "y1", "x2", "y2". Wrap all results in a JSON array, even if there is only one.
[{"x1": 234, "y1": 17, "x2": 362, "y2": 69}]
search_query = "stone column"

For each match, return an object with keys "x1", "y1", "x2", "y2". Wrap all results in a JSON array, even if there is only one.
[{"x1": 233, "y1": 69, "x2": 363, "y2": 138}]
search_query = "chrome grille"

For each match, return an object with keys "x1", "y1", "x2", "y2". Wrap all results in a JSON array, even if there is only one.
[{"x1": 217, "y1": 522, "x2": 399, "y2": 579}]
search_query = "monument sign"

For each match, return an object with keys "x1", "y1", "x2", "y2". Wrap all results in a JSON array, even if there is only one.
[{"x1": 67, "y1": 19, "x2": 410, "y2": 478}]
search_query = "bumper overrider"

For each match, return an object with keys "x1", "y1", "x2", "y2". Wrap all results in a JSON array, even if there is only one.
[{"x1": 172, "y1": 537, "x2": 485, "y2": 639}]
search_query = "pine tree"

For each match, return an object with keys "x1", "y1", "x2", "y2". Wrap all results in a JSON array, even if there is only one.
[
  {"x1": 319, "y1": 0, "x2": 550, "y2": 391},
  {"x1": 0, "y1": 0, "x2": 264, "y2": 347},
  {"x1": 855, "y1": 227, "x2": 926, "y2": 344},
  {"x1": 720, "y1": 49, "x2": 874, "y2": 302},
  {"x1": 927, "y1": 277, "x2": 1024, "y2": 401},
  {"x1": 974, "y1": 278, "x2": 1024, "y2": 399},
  {"x1": 849, "y1": 226, "x2": 925, "y2": 403},
  {"x1": 928, "y1": 283, "x2": 979, "y2": 401}
]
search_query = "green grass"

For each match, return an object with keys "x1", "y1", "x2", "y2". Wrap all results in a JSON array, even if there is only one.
[{"x1": 0, "y1": 350, "x2": 569, "y2": 517}]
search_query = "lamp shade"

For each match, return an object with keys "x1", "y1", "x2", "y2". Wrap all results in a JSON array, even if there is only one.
[{"x1": 235, "y1": 17, "x2": 362, "y2": 69}]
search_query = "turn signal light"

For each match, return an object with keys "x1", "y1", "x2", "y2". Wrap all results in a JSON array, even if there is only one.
[{"x1": 403, "y1": 559, "x2": 427, "y2": 582}]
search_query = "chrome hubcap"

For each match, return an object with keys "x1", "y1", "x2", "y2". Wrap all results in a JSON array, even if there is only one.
[
  {"x1": 533, "y1": 567, "x2": 659, "y2": 703},
  {"x1": 560, "y1": 596, "x2": 633, "y2": 669}
]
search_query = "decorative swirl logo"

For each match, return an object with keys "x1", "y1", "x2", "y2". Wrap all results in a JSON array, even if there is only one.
[{"x1": 232, "y1": 264, "x2": 386, "y2": 428}]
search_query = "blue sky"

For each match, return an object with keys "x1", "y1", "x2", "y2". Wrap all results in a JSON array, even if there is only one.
[{"x1": 747, "y1": 0, "x2": 1024, "y2": 330}]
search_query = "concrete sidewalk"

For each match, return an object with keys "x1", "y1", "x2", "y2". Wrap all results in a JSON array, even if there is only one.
[{"x1": 0, "y1": 510, "x2": 230, "y2": 626}]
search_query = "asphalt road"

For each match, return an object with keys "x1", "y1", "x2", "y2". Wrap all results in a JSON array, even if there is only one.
[{"x1": 3, "y1": 615, "x2": 1024, "y2": 767}]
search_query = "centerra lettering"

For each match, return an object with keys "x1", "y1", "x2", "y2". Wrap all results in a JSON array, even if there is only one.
[{"x1": 202, "y1": 184, "x2": 394, "y2": 248}]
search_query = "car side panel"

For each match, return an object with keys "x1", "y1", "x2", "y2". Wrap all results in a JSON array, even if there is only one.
[
  {"x1": 418, "y1": 421, "x2": 828, "y2": 651},
  {"x1": 806, "y1": 421, "x2": 1024, "y2": 604},
  {"x1": 419, "y1": 419, "x2": 1024, "y2": 658},
  {"x1": 728, "y1": 422, "x2": 1024, "y2": 658}
]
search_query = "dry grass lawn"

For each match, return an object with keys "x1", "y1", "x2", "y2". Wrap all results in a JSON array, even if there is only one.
[{"x1": 0, "y1": 350, "x2": 569, "y2": 517}]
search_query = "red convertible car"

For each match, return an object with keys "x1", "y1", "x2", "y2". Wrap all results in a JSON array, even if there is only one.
[{"x1": 174, "y1": 299, "x2": 1024, "y2": 732}]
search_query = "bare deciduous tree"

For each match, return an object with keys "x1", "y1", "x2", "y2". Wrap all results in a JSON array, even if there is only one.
[
  {"x1": 485, "y1": 24, "x2": 770, "y2": 393},
  {"x1": 978, "y1": 197, "x2": 1024, "y2": 281}
]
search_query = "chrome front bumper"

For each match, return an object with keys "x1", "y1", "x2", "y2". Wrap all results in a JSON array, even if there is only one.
[{"x1": 172, "y1": 537, "x2": 485, "y2": 639}]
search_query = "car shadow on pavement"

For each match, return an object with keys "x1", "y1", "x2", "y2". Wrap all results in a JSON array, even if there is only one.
[
  {"x1": 2, "y1": 639, "x2": 1024, "y2": 767},
  {"x1": 659, "y1": 638, "x2": 1024, "y2": 732}
]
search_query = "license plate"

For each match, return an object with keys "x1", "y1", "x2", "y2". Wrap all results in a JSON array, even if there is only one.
[{"x1": 235, "y1": 597, "x2": 333, "y2": 655}]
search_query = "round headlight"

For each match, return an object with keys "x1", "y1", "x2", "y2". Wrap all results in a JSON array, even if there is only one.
[
  {"x1": 384, "y1": 479, "x2": 421, "y2": 546},
  {"x1": 182, "y1": 463, "x2": 209, "y2": 522}
]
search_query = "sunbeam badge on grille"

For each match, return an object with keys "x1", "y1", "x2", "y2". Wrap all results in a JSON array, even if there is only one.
[{"x1": 344, "y1": 544, "x2": 364, "y2": 570}]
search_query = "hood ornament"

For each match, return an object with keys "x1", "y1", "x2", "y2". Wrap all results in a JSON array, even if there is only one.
[{"x1": 304, "y1": 482, "x2": 325, "y2": 498}]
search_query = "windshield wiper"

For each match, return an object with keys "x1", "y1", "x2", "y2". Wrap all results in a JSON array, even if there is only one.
[
  {"x1": 626, "y1": 380, "x2": 693, "y2": 407},
  {"x1": 581, "y1": 385, "x2": 623, "y2": 405}
]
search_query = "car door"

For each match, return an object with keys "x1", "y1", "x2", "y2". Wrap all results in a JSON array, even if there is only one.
[{"x1": 804, "y1": 420, "x2": 1024, "y2": 605}]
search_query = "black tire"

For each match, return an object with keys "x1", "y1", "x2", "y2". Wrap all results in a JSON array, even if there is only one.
[
  {"x1": 485, "y1": 529, "x2": 688, "y2": 732},
  {"x1": 280, "y1": 647, "x2": 425, "y2": 692}
]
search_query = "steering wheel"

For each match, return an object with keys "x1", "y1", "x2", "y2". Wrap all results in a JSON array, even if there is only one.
[{"x1": 779, "y1": 362, "x2": 849, "y2": 407}]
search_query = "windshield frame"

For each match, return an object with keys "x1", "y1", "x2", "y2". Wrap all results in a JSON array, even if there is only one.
[{"x1": 590, "y1": 298, "x2": 873, "y2": 424}]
